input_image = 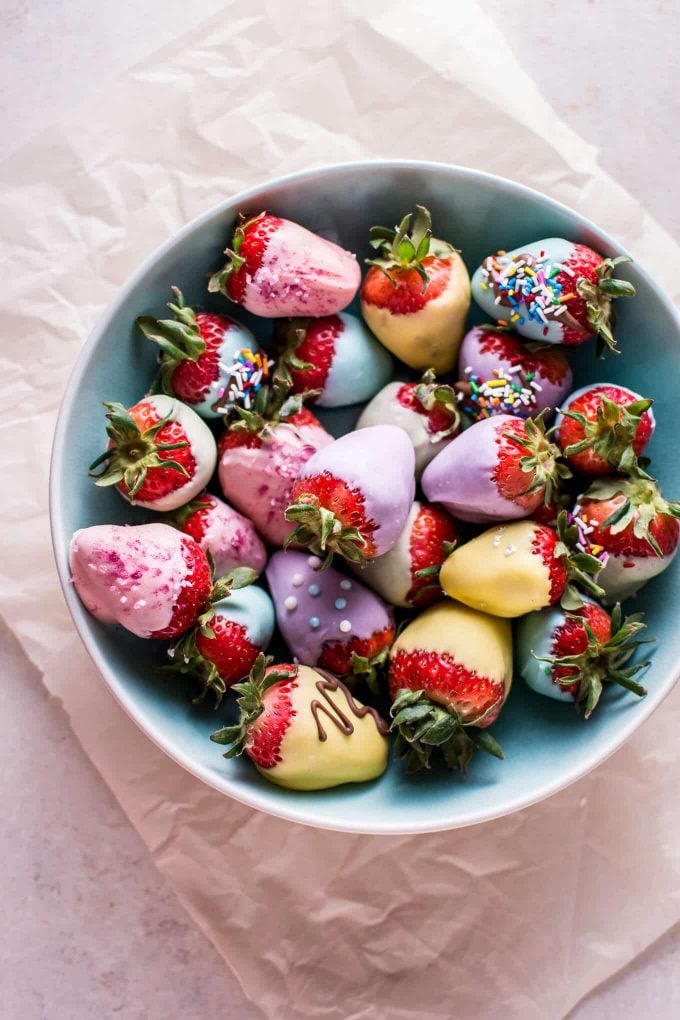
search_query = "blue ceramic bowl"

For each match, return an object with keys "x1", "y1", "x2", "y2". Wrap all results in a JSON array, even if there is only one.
[{"x1": 50, "y1": 161, "x2": 680, "y2": 834}]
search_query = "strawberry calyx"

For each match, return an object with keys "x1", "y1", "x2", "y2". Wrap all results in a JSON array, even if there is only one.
[
  {"x1": 225, "y1": 348, "x2": 320, "y2": 436},
  {"x1": 208, "y1": 211, "x2": 266, "y2": 299},
  {"x1": 555, "y1": 510, "x2": 607, "y2": 609},
  {"x1": 390, "y1": 688, "x2": 504, "y2": 774},
  {"x1": 412, "y1": 369, "x2": 461, "y2": 440},
  {"x1": 534, "y1": 603, "x2": 651, "y2": 718},
  {"x1": 576, "y1": 255, "x2": 635, "y2": 354},
  {"x1": 582, "y1": 475, "x2": 680, "y2": 558},
  {"x1": 170, "y1": 494, "x2": 214, "y2": 529},
  {"x1": 561, "y1": 394, "x2": 653, "y2": 475},
  {"x1": 210, "y1": 654, "x2": 298, "y2": 757},
  {"x1": 284, "y1": 500, "x2": 368, "y2": 568},
  {"x1": 346, "y1": 646, "x2": 391, "y2": 697},
  {"x1": 507, "y1": 411, "x2": 572, "y2": 505},
  {"x1": 88, "y1": 401, "x2": 189, "y2": 497},
  {"x1": 366, "y1": 205, "x2": 455, "y2": 292},
  {"x1": 137, "y1": 288, "x2": 207, "y2": 396},
  {"x1": 273, "y1": 320, "x2": 317, "y2": 383}
]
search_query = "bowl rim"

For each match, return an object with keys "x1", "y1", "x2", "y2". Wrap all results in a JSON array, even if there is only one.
[{"x1": 50, "y1": 158, "x2": 680, "y2": 835}]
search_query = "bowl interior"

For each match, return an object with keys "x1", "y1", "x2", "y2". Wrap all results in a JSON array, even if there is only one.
[{"x1": 51, "y1": 162, "x2": 680, "y2": 833}]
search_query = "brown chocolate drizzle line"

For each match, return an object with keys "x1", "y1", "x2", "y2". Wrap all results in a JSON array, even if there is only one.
[{"x1": 310, "y1": 669, "x2": 389, "y2": 741}]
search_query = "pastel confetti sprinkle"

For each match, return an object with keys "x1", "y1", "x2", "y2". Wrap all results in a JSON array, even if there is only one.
[
  {"x1": 291, "y1": 572, "x2": 304, "y2": 587},
  {"x1": 339, "y1": 579, "x2": 352, "y2": 591},
  {"x1": 284, "y1": 596, "x2": 298, "y2": 611},
  {"x1": 213, "y1": 347, "x2": 274, "y2": 413},
  {"x1": 308, "y1": 584, "x2": 321, "y2": 597},
  {"x1": 334, "y1": 598, "x2": 347, "y2": 610},
  {"x1": 309, "y1": 616, "x2": 321, "y2": 630},
  {"x1": 339, "y1": 620, "x2": 352, "y2": 633}
]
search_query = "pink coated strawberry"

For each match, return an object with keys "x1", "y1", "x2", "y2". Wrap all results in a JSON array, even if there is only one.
[
  {"x1": 210, "y1": 656, "x2": 389, "y2": 790},
  {"x1": 555, "y1": 383, "x2": 655, "y2": 475},
  {"x1": 173, "y1": 492, "x2": 267, "y2": 577},
  {"x1": 88, "y1": 395, "x2": 216, "y2": 511},
  {"x1": 208, "y1": 212, "x2": 361, "y2": 317},
  {"x1": 388, "y1": 601, "x2": 512, "y2": 773}
]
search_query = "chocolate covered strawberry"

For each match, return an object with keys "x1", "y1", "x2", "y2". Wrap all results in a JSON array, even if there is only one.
[
  {"x1": 455, "y1": 325, "x2": 573, "y2": 421},
  {"x1": 172, "y1": 492, "x2": 267, "y2": 577},
  {"x1": 69, "y1": 523, "x2": 252, "y2": 639},
  {"x1": 360, "y1": 205, "x2": 471, "y2": 374},
  {"x1": 574, "y1": 476, "x2": 680, "y2": 602},
  {"x1": 421, "y1": 412, "x2": 570, "y2": 524},
  {"x1": 266, "y1": 550, "x2": 395, "y2": 687},
  {"x1": 274, "y1": 312, "x2": 392, "y2": 408},
  {"x1": 471, "y1": 239, "x2": 635, "y2": 352},
  {"x1": 89, "y1": 395, "x2": 216, "y2": 511},
  {"x1": 356, "y1": 371, "x2": 461, "y2": 478},
  {"x1": 555, "y1": 383, "x2": 655, "y2": 475},
  {"x1": 388, "y1": 601, "x2": 512, "y2": 773},
  {"x1": 211, "y1": 655, "x2": 389, "y2": 791},
  {"x1": 162, "y1": 583, "x2": 274, "y2": 704},
  {"x1": 137, "y1": 287, "x2": 265, "y2": 419},
  {"x1": 208, "y1": 212, "x2": 361, "y2": 317},
  {"x1": 285, "y1": 425, "x2": 416, "y2": 565},
  {"x1": 356, "y1": 501, "x2": 458, "y2": 609},
  {"x1": 439, "y1": 516, "x2": 604, "y2": 617},
  {"x1": 516, "y1": 598, "x2": 650, "y2": 717},
  {"x1": 218, "y1": 369, "x2": 333, "y2": 546}
]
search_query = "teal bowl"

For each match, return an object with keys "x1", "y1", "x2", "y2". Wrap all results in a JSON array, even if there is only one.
[{"x1": 50, "y1": 161, "x2": 680, "y2": 834}]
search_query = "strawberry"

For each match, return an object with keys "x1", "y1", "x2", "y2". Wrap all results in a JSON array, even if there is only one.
[
  {"x1": 160, "y1": 583, "x2": 274, "y2": 704},
  {"x1": 273, "y1": 312, "x2": 392, "y2": 408},
  {"x1": 137, "y1": 287, "x2": 265, "y2": 418},
  {"x1": 517, "y1": 598, "x2": 650, "y2": 717},
  {"x1": 360, "y1": 205, "x2": 471, "y2": 374},
  {"x1": 421, "y1": 412, "x2": 570, "y2": 523},
  {"x1": 266, "y1": 550, "x2": 395, "y2": 689},
  {"x1": 172, "y1": 492, "x2": 267, "y2": 577},
  {"x1": 356, "y1": 371, "x2": 461, "y2": 478},
  {"x1": 574, "y1": 476, "x2": 680, "y2": 602},
  {"x1": 471, "y1": 238, "x2": 635, "y2": 352},
  {"x1": 88, "y1": 395, "x2": 216, "y2": 511},
  {"x1": 555, "y1": 383, "x2": 654, "y2": 475},
  {"x1": 69, "y1": 523, "x2": 252, "y2": 640},
  {"x1": 388, "y1": 601, "x2": 512, "y2": 773},
  {"x1": 208, "y1": 212, "x2": 361, "y2": 317},
  {"x1": 285, "y1": 425, "x2": 416, "y2": 566},
  {"x1": 210, "y1": 655, "x2": 389, "y2": 791},
  {"x1": 356, "y1": 501, "x2": 458, "y2": 609},
  {"x1": 439, "y1": 514, "x2": 604, "y2": 618},
  {"x1": 455, "y1": 325, "x2": 573, "y2": 421}
]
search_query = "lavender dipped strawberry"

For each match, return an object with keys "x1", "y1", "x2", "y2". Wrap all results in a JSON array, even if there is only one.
[
  {"x1": 172, "y1": 492, "x2": 267, "y2": 577},
  {"x1": 274, "y1": 312, "x2": 392, "y2": 408},
  {"x1": 285, "y1": 425, "x2": 416, "y2": 566},
  {"x1": 355, "y1": 372, "x2": 461, "y2": 478},
  {"x1": 421, "y1": 413, "x2": 570, "y2": 524},
  {"x1": 455, "y1": 326, "x2": 573, "y2": 422},
  {"x1": 355, "y1": 501, "x2": 458, "y2": 609},
  {"x1": 208, "y1": 212, "x2": 361, "y2": 318},
  {"x1": 516, "y1": 598, "x2": 650, "y2": 717},
  {"x1": 554, "y1": 383, "x2": 655, "y2": 476},
  {"x1": 266, "y1": 550, "x2": 395, "y2": 687},
  {"x1": 471, "y1": 239, "x2": 635, "y2": 352},
  {"x1": 137, "y1": 287, "x2": 267, "y2": 419}
]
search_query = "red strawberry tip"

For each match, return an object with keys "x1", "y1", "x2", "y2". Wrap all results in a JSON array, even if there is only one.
[
  {"x1": 137, "y1": 286, "x2": 207, "y2": 399},
  {"x1": 210, "y1": 654, "x2": 298, "y2": 757},
  {"x1": 284, "y1": 500, "x2": 369, "y2": 568},
  {"x1": 582, "y1": 475, "x2": 680, "y2": 558},
  {"x1": 506, "y1": 410, "x2": 572, "y2": 505},
  {"x1": 366, "y1": 205, "x2": 455, "y2": 292},
  {"x1": 389, "y1": 687, "x2": 504, "y2": 774},
  {"x1": 171, "y1": 493, "x2": 214, "y2": 530},
  {"x1": 412, "y1": 369, "x2": 461, "y2": 439},
  {"x1": 560, "y1": 393, "x2": 653, "y2": 475},
  {"x1": 208, "y1": 211, "x2": 267, "y2": 300}
]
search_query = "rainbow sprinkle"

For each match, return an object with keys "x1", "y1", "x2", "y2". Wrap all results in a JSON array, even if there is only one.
[
  {"x1": 456, "y1": 365, "x2": 538, "y2": 420},
  {"x1": 213, "y1": 348, "x2": 274, "y2": 413},
  {"x1": 568, "y1": 508, "x2": 609, "y2": 566},
  {"x1": 480, "y1": 250, "x2": 574, "y2": 329}
]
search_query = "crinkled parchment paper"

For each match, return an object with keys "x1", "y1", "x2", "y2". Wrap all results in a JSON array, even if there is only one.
[{"x1": 2, "y1": 2, "x2": 679, "y2": 1017}]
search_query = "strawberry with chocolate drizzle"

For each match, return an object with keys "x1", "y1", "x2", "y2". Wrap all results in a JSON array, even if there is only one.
[
  {"x1": 285, "y1": 425, "x2": 416, "y2": 566},
  {"x1": 388, "y1": 601, "x2": 512, "y2": 774},
  {"x1": 211, "y1": 655, "x2": 389, "y2": 791},
  {"x1": 273, "y1": 312, "x2": 392, "y2": 408},
  {"x1": 516, "y1": 598, "x2": 651, "y2": 717},
  {"x1": 356, "y1": 501, "x2": 459, "y2": 609},
  {"x1": 471, "y1": 239, "x2": 635, "y2": 353},
  {"x1": 266, "y1": 550, "x2": 395, "y2": 688},
  {"x1": 208, "y1": 212, "x2": 361, "y2": 318},
  {"x1": 574, "y1": 476, "x2": 680, "y2": 602},
  {"x1": 555, "y1": 383, "x2": 655, "y2": 475},
  {"x1": 172, "y1": 492, "x2": 267, "y2": 577},
  {"x1": 439, "y1": 514, "x2": 605, "y2": 617},
  {"x1": 455, "y1": 325, "x2": 573, "y2": 421},
  {"x1": 137, "y1": 287, "x2": 265, "y2": 419},
  {"x1": 88, "y1": 395, "x2": 216, "y2": 512},
  {"x1": 421, "y1": 411, "x2": 571, "y2": 524},
  {"x1": 356, "y1": 371, "x2": 461, "y2": 478}
]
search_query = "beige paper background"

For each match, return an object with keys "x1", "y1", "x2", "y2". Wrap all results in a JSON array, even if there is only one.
[{"x1": 2, "y1": 2, "x2": 679, "y2": 1016}]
